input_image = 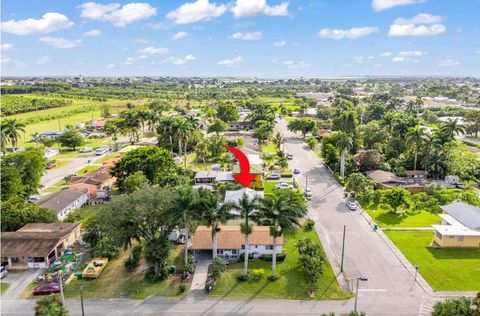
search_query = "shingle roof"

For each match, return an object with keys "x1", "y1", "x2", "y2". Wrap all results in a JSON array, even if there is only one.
[
  {"x1": 441, "y1": 201, "x2": 480, "y2": 230},
  {"x1": 37, "y1": 190, "x2": 87, "y2": 213},
  {"x1": 191, "y1": 226, "x2": 283, "y2": 250},
  {"x1": 194, "y1": 171, "x2": 218, "y2": 179},
  {"x1": 366, "y1": 170, "x2": 399, "y2": 183}
]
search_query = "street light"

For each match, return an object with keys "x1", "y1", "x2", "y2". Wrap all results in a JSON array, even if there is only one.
[
  {"x1": 354, "y1": 277, "x2": 368, "y2": 312},
  {"x1": 80, "y1": 285, "x2": 85, "y2": 316},
  {"x1": 414, "y1": 264, "x2": 419, "y2": 281}
]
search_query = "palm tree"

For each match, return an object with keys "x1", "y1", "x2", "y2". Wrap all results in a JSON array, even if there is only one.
[
  {"x1": 440, "y1": 118, "x2": 465, "y2": 142},
  {"x1": 335, "y1": 132, "x2": 353, "y2": 178},
  {"x1": 405, "y1": 126, "x2": 427, "y2": 171},
  {"x1": 259, "y1": 190, "x2": 307, "y2": 277},
  {"x1": 1, "y1": 119, "x2": 26, "y2": 151},
  {"x1": 195, "y1": 189, "x2": 234, "y2": 260},
  {"x1": 346, "y1": 173, "x2": 373, "y2": 199},
  {"x1": 272, "y1": 132, "x2": 285, "y2": 153},
  {"x1": 421, "y1": 149, "x2": 448, "y2": 179},
  {"x1": 173, "y1": 118, "x2": 190, "y2": 159},
  {"x1": 158, "y1": 117, "x2": 175, "y2": 155},
  {"x1": 195, "y1": 141, "x2": 209, "y2": 168},
  {"x1": 171, "y1": 186, "x2": 198, "y2": 268},
  {"x1": 231, "y1": 192, "x2": 260, "y2": 276},
  {"x1": 30, "y1": 132, "x2": 41, "y2": 149}
]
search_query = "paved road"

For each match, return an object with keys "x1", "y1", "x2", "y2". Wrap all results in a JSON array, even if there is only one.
[{"x1": 1, "y1": 269, "x2": 43, "y2": 300}]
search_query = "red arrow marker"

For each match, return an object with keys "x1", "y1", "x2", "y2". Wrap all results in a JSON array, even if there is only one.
[{"x1": 226, "y1": 145, "x2": 256, "y2": 187}]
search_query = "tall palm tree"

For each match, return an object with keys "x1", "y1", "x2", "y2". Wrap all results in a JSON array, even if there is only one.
[
  {"x1": 440, "y1": 118, "x2": 465, "y2": 142},
  {"x1": 231, "y1": 192, "x2": 260, "y2": 276},
  {"x1": 195, "y1": 141, "x2": 209, "y2": 168},
  {"x1": 259, "y1": 190, "x2": 307, "y2": 277},
  {"x1": 405, "y1": 126, "x2": 427, "y2": 171},
  {"x1": 171, "y1": 186, "x2": 198, "y2": 268},
  {"x1": 421, "y1": 149, "x2": 448, "y2": 179},
  {"x1": 30, "y1": 132, "x2": 41, "y2": 149},
  {"x1": 173, "y1": 118, "x2": 190, "y2": 159},
  {"x1": 1, "y1": 119, "x2": 26, "y2": 151},
  {"x1": 158, "y1": 117, "x2": 175, "y2": 155},
  {"x1": 195, "y1": 189, "x2": 234, "y2": 260},
  {"x1": 335, "y1": 132, "x2": 353, "y2": 178},
  {"x1": 272, "y1": 132, "x2": 285, "y2": 153}
]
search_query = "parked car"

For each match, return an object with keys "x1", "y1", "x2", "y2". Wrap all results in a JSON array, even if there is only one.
[
  {"x1": 346, "y1": 200, "x2": 357, "y2": 211},
  {"x1": 46, "y1": 161, "x2": 57, "y2": 169},
  {"x1": 304, "y1": 188, "x2": 312, "y2": 198},
  {"x1": 0, "y1": 263, "x2": 8, "y2": 279},
  {"x1": 33, "y1": 283, "x2": 61, "y2": 296},
  {"x1": 275, "y1": 182, "x2": 293, "y2": 190},
  {"x1": 293, "y1": 168, "x2": 300, "y2": 174},
  {"x1": 95, "y1": 146, "x2": 109, "y2": 156},
  {"x1": 287, "y1": 153, "x2": 293, "y2": 160},
  {"x1": 266, "y1": 173, "x2": 281, "y2": 180},
  {"x1": 79, "y1": 147, "x2": 93, "y2": 153}
]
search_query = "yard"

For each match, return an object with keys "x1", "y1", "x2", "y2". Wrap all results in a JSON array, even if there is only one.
[
  {"x1": 263, "y1": 180, "x2": 294, "y2": 195},
  {"x1": 385, "y1": 231, "x2": 480, "y2": 291},
  {"x1": 365, "y1": 207, "x2": 441, "y2": 228},
  {"x1": 210, "y1": 229, "x2": 350, "y2": 300},
  {"x1": 1, "y1": 282, "x2": 10, "y2": 294}
]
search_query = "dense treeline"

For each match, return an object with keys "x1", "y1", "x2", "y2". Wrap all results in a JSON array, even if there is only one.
[{"x1": 1, "y1": 95, "x2": 72, "y2": 115}]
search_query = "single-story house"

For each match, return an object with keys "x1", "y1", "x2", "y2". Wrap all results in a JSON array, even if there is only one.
[
  {"x1": 191, "y1": 225, "x2": 283, "y2": 261},
  {"x1": 432, "y1": 202, "x2": 480, "y2": 248},
  {"x1": 366, "y1": 169, "x2": 431, "y2": 194},
  {"x1": 68, "y1": 168, "x2": 116, "y2": 198},
  {"x1": 86, "y1": 118, "x2": 105, "y2": 131},
  {"x1": 404, "y1": 170, "x2": 428, "y2": 179},
  {"x1": 224, "y1": 188, "x2": 264, "y2": 216},
  {"x1": 194, "y1": 171, "x2": 219, "y2": 185},
  {"x1": 229, "y1": 113, "x2": 254, "y2": 130},
  {"x1": 37, "y1": 190, "x2": 88, "y2": 221},
  {"x1": 1, "y1": 223, "x2": 81, "y2": 269}
]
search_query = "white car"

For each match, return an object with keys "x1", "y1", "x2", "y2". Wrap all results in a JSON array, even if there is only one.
[
  {"x1": 79, "y1": 147, "x2": 93, "y2": 153},
  {"x1": 0, "y1": 264, "x2": 7, "y2": 279},
  {"x1": 293, "y1": 168, "x2": 300, "y2": 174},
  {"x1": 95, "y1": 147, "x2": 109, "y2": 156},
  {"x1": 275, "y1": 182, "x2": 293, "y2": 190},
  {"x1": 287, "y1": 153, "x2": 293, "y2": 160},
  {"x1": 346, "y1": 200, "x2": 357, "y2": 211},
  {"x1": 266, "y1": 173, "x2": 281, "y2": 180},
  {"x1": 304, "y1": 188, "x2": 312, "y2": 198}
]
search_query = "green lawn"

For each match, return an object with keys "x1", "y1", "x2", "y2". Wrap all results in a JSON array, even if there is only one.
[
  {"x1": 210, "y1": 229, "x2": 350, "y2": 300},
  {"x1": 263, "y1": 181, "x2": 294, "y2": 195},
  {"x1": 70, "y1": 205, "x2": 103, "y2": 225},
  {"x1": 1, "y1": 282, "x2": 10, "y2": 294},
  {"x1": 261, "y1": 143, "x2": 277, "y2": 155},
  {"x1": 366, "y1": 207, "x2": 441, "y2": 228},
  {"x1": 385, "y1": 231, "x2": 480, "y2": 291}
]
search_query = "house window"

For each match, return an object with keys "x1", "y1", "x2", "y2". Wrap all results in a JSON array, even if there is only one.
[
  {"x1": 241, "y1": 245, "x2": 245, "y2": 249},
  {"x1": 217, "y1": 250, "x2": 223, "y2": 254},
  {"x1": 255, "y1": 245, "x2": 258, "y2": 248},
  {"x1": 266, "y1": 245, "x2": 273, "y2": 250},
  {"x1": 458, "y1": 236, "x2": 464, "y2": 242},
  {"x1": 232, "y1": 250, "x2": 238, "y2": 254}
]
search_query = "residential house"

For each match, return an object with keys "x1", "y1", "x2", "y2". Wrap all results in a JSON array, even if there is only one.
[
  {"x1": 86, "y1": 118, "x2": 105, "y2": 131},
  {"x1": 191, "y1": 225, "x2": 283, "y2": 261},
  {"x1": 366, "y1": 169, "x2": 432, "y2": 194},
  {"x1": 193, "y1": 171, "x2": 235, "y2": 189},
  {"x1": 229, "y1": 113, "x2": 254, "y2": 130},
  {"x1": 1, "y1": 223, "x2": 81, "y2": 269},
  {"x1": 37, "y1": 190, "x2": 88, "y2": 221},
  {"x1": 224, "y1": 188, "x2": 264, "y2": 216},
  {"x1": 68, "y1": 168, "x2": 116, "y2": 198},
  {"x1": 432, "y1": 202, "x2": 480, "y2": 248},
  {"x1": 231, "y1": 154, "x2": 264, "y2": 189}
]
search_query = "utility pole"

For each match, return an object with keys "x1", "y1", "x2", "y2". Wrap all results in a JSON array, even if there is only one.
[
  {"x1": 340, "y1": 225, "x2": 346, "y2": 272},
  {"x1": 414, "y1": 264, "x2": 419, "y2": 281},
  {"x1": 80, "y1": 285, "x2": 85, "y2": 316},
  {"x1": 59, "y1": 272, "x2": 65, "y2": 306},
  {"x1": 354, "y1": 277, "x2": 368, "y2": 312}
]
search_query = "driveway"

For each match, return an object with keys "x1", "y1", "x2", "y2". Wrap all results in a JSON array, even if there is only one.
[{"x1": 1, "y1": 269, "x2": 43, "y2": 300}]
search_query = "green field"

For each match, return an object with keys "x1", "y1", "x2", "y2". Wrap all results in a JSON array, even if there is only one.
[
  {"x1": 210, "y1": 229, "x2": 350, "y2": 300},
  {"x1": 366, "y1": 207, "x2": 441, "y2": 228},
  {"x1": 1, "y1": 282, "x2": 10, "y2": 294},
  {"x1": 385, "y1": 231, "x2": 480, "y2": 291}
]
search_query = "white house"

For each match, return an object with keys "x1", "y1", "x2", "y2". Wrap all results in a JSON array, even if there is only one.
[
  {"x1": 37, "y1": 190, "x2": 88, "y2": 221},
  {"x1": 191, "y1": 226, "x2": 284, "y2": 261},
  {"x1": 224, "y1": 188, "x2": 264, "y2": 216}
]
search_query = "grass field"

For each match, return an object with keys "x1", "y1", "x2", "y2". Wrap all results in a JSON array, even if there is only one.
[
  {"x1": 1, "y1": 282, "x2": 10, "y2": 294},
  {"x1": 385, "y1": 231, "x2": 480, "y2": 291},
  {"x1": 365, "y1": 208, "x2": 441, "y2": 228},
  {"x1": 210, "y1": 229, "x2": 350, "y2": 300}
]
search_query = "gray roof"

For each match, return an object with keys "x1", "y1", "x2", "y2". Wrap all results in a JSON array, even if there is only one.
[
  {"x1": 441, "y1": 201, "x2": 480, "y2": 230},
  {"x1": 37, "y1": 189, "x2": 87, "y2": 213},
  {"x1": 215, "y1": 172, "x2": 234, "y2": 182},
  {"x1": 194, "y1": 171, "x2": 218, "y2": 179}
]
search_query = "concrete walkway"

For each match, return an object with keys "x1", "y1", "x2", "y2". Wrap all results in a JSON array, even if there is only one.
[{"x1": 189, "y1": 259, "x2": 210, "y2": 291}]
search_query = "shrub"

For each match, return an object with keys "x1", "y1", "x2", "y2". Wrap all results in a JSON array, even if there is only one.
[
  {"x1": 124, "y1": 244, "x2": 143, "y2": 272},
  {"x1": 251, "y1": 269, "x2": 265, "y2": 280},
  {"x1": 178, "y1": 283, "x2": 187, "y2": 293},
  {"x1": 205, "y1": 280, "x2": 215, "y2": 293},
  {"x1": 347, "y1": 312, "x2": 366, "y2": 316},
  {"x1": 303, "y1": 219, "x2": 315, "y2": 231},
  {"x1": 34, "y1": 295, "x2": 68, "y2": 316},
  {"x1": 184, "y1": 255, "x2": 195, "y2": 274},
  {"x1": 260, "y1": 252, "x2": 287, "y2": 262},
  {"x1": 211, "y1": 257, "x2": 226, "y2": 280},
  {"x1": 237, "y1": 272, "x2": 250, "y2": 282},
  {"x1": 432, "y1": 297, "x2": 473, "y2": 316},
  {"x1": 268, "y1": 274, "x2": 280, "y2": 282}
]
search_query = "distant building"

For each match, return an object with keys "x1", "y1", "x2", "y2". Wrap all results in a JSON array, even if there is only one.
[
  {"x1": 37, "y1": 190, "x2": 88, "y2": 221},
  {"x1": 366, "y1": 170, "x2": 433, "y2": 194},
  {"x1": 432, "y1": 202, "x2": 480, "y2": 248},
  {"x1": 193, "y1": 171, "x2": 235, "y2": 188},
  {"x1": 191, "y1": 225, "x2": 283, "y2": 261},
  {"x1": 68, "y1": 168, "x2": 115, "y2": 199},
  {"x1": 1, "y1": 223, "x2": 81, "y2": 269}
]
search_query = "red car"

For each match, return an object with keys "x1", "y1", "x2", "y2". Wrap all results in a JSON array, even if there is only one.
[
  {"x1": 46, "y1": 161, "x2": 57, "y2": 169},
  {"x1": 33, "y1": 283, "x2": 61, "y2": 295}
]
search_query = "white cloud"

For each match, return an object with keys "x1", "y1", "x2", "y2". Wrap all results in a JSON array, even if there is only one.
[
  {"x1": 273, "y1": 58, "x2": 310, "y2": 69},
  {"x1": 39, "y1": 37, "x2": 81, "y2": 48},
  {"x1": 137, "y1": 46, "x2": 169, "y2": 58},
  {"x1": 353, "y1": 56, "x2": 365, "y2": 64},
  {"x1": 1, "y1": 12, "x2": 73, "y2": 35},
  {"x1": 106, "y1": 63, "x2": 116, "y2": 68},
  {"x1": 318, "y1": 26, "x2": 379, "y2": 39},
  {"x1": 379, "y1": 51, "x2": 391, "y2": 57},
  {"x1": 83, "y1": 29, "x2": 102, "y2": 37},
  {"x1": 166, "y1": 0, "x2": 226, "y2": 24},
  {"x1": 229, "y1": 31, "x2": 262, "y2": 40},
  {"x1": 1, "y1": 55, "x2": 12, "y2": 63},
  {"x1": 172, "y1": 31, "x2": 189, "y2": 40},
  {"x1": 78, "y1": 2, "x2": 156, "y2": 27},
  {"x1": 438, "y1": 58, "x2": 460, "y2": 66},
  {"x1": 217, "y1": 56, "x2": 245, "y2": 67},
  {"x1": 124, "y1": 57, "x2": 136, "y2": 65},
  {"x1": 160, "y1": 54, "x2": 196, "y2": 65},
  {"x1": 1, "y1": 43, "x2": 14, "y2": 51},
  {"x1": 398, "y1": 50, "x2": 425, "y2": 57},
  {"x1": 274, "y1": 40, "x2": 286, "y2": 46},
  {"x1": 135, "y1": 37, "x2": 149, "y2": 44},
  {"x1": 372, "y1": 0, "x2": 426, "y2": 12},
  {"x1": 389, "y1": 13, "x2": 446, "y2": 36},
  {"x1": 231, "y1": 0, "x2": 289, "y2": 18},
  {"x1": 392, "y1": 56, "x2": 406, "y2": 62},
  {"x1": 36, "y1": 56, "x2": 50, "y2": 64}
]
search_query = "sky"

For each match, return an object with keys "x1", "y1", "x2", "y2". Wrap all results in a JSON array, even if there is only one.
[{"x1": 1, "y1": 0, "x2": 479, "y2": 77}]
